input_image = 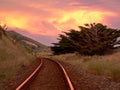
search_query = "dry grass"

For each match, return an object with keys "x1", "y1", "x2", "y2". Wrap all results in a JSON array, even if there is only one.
[
  {"x1": 49, "y1": 51, "x2": 120, "y2": 82},
  {"x1": 37, "y1": 52, "x2": 52, "y2": 58},
  {"x1": 0, "y1": 35, "x2": 35, "y2": 89}
]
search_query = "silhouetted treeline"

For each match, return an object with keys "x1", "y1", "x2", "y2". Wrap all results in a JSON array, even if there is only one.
[{"x1": 51, "y1": 23, "x2": 120, "y2": 55}]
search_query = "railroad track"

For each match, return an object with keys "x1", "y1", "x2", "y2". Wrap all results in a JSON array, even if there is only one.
[{"x1": 16, "y1": 58, "x2": 75, "y2": 90}]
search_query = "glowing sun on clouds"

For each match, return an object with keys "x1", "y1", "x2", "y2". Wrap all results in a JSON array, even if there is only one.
[
  {"x1": 49, "y1": 10, "x2": 116, "y2": 31},
  {"x1": 0, "y1": 0, "x2": 119, "y2": 45}
]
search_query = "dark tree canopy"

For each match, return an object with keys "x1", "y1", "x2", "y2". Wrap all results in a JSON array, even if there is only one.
[{"x1": 51, "y1": 23, "x2": 120, "y2": 55}]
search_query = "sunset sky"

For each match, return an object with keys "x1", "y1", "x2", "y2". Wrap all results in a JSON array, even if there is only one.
[{"x1": 0, "y1": 0, "x2": 120, "y2": 45}]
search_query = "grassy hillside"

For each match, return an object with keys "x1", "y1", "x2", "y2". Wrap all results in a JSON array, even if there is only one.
[
  {"x1": 0, "y1": 27, "x2": 35, "y2": 89},
  {"x1": 49, "y1": 49, "x2": 120, "y2": 82},
  {"x1": 7, "y1": 31, "x2": 49, "y2": 53}
]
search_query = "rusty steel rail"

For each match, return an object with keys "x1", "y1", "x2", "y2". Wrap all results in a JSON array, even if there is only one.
[
  {"x1": 16, "y1": 58, "x2": 75, "y2": 90},
  {"x1": 57, "y1": 61, "x2": 75, "y2": 90},
  {"x1": 45, "y1": 58, "x2": 75, "y2": 90},
  {"x1": 16, "y1": 59, "x2": 43, "y2": 90}
]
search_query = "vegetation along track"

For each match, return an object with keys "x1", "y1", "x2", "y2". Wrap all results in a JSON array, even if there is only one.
[{"x1": 16, "y1": 58, "x2": 75, "y2": 90}]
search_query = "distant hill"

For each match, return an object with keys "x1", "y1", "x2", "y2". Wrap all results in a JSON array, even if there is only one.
[{"x1": 7, "y1": 31, "x2": 49, "y2": 52}]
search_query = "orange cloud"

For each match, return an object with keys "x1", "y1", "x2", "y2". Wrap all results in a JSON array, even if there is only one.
[
  {"x1": 0, "y1": 9, "x2": 116, "y2": 36},
  {"x1": 49, "y1": 10, "x2": 116, "y2": 31},
  {"x1": 0, "y1": 12, "x2": 29, "y2": 28},
  {"x1": 0, "y1": 2, "x2": 117, "y2": 36},
  {"x1": 0, "y1": 0, "x2": 119, "y2": 45}
]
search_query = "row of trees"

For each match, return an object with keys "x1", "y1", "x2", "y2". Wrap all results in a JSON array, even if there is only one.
[{"x1": 51, "y1": 23, "x2": 120, "y2": 55}]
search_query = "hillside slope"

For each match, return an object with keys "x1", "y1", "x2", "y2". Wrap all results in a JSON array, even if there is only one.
[
  {"x1": 7, "y1": 31, "x2": 49, "y2": 52},
  {"x1": 0, "y1": 27, "x2": 35, "y2": 89}
]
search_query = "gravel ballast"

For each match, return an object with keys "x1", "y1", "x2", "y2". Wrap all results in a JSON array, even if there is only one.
[{"x1": 60, "y1": 61, "x2": 120, "y2": 90}]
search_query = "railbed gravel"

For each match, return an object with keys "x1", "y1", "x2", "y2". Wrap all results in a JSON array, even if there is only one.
[{"x1": 59, "y1": 61, "x2": 120, "y2": 90}]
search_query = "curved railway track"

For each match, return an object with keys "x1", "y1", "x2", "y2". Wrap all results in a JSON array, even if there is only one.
[{"x1": 16, "y1": 58, "x2": 75, "y2": 90}]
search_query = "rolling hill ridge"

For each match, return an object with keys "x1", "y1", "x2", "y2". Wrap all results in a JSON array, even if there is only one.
[{"x1": 7, "y1": 31, "x2": 49, "y2": 52}]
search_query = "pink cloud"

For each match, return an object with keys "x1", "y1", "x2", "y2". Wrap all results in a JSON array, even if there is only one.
[{"x1": 0, "y1": 0, "x2": 120, "y2": 45}]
